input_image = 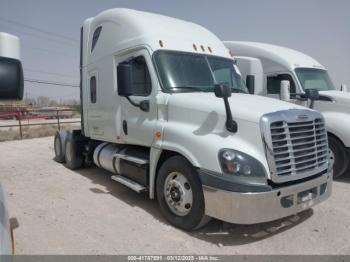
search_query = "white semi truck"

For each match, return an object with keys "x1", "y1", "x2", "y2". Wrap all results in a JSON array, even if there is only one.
[
  {"x1": 224, "y1": 41, "x2": 350, "y2": 178},
  {"x1": 54, "y1": 9, "x2": 332, "y2": 230},
  {"x1": 0, "y1": 32, "x2": 21, "y2": 254}
]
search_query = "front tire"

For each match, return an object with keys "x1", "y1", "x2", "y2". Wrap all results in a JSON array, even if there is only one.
[
  {"x1": 329, "y1": 136, "x2": 349, "y2": 178},
  {"x1": 156, "y1": 156, "x2": 210, "y2": 230}
]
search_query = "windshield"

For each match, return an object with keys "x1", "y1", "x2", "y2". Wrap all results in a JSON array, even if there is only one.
[
  {"x1": 153, "y1": 51, "x2": 247, "y2": 93},
  {"x1": 295, "y1": 68, "x2": 335, "y2": 91}
]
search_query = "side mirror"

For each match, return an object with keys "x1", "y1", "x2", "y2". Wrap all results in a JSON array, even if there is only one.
[
  {"x1": 214, "y1": 84, "x2": 232, "y2": 98},
  {"x1": 0, "y1": 57, "x2": 23, "y2": 100},
  {"x1": 246, "y1": 75, "x2": 255, "y2": 94},
  {"x1": 117, "y1": 62, "x2": 133, "y2": 97},
  {"x1": 280, "y1": 80, "x2": 290, "y2": 102},
  {"x1": 117, "y1": 61, "x2": 149, "y2": 112},
  {"x1": 214, "y1": 84, "x2": 237, "y2": 133},
  {"x1": 0, "y1": 33, "x2": 23, "y2": 100},
  {"x1": 341, "y1": 84, "x2": 348, "y2": 92},
  {"x1": 305, "y1": 88, "x2": 319, "y2": 109}
]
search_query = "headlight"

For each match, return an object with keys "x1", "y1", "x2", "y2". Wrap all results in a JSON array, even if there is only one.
[{"x1": 218, "y1": 149, "x2": 266, "y2": 177}]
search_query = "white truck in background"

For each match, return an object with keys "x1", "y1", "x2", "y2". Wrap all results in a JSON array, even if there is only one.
[
  {"x1": 54, "y1": 9, "x2": 332, "y2": 230},
  {"x1": 0, "y1": 32, "x2": 21, "y2": 254},
  {"x1": 224, "y1": 41, "x2": 350, "y2": 178}
]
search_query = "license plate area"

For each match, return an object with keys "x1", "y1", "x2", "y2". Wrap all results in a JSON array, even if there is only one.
[{"x1": 297, "y1": 187, "x2": 317, "y2": 204}]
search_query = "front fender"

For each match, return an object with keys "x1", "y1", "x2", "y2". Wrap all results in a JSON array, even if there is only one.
[{"x1": 160, "y1": 120, "x2": 269, "y2": 177}]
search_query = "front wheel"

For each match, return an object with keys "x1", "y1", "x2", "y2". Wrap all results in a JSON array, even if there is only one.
[
  {"x1": 329, "y1": 136, "x2": 349, "y2": 178},
  {"x1": 156, "y1": 156, "x2": 210, "y2": 230}
]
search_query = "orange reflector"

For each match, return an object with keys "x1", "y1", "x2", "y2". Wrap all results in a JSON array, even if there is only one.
[
  {"x1": 159, "y1": 40, "x2": 164, "y2": 47},
  {"x1": 208, "y1": 46, "x2": 212, "y2": 53},
  {"x1": 193, "y1": 44, "x2": 197, "y2": 51},
  {"x1": 155, "y1": 131, "x2": 161, "y2": 138},
  {"x1": 200, "y1": 45, "x2": 205, "y2": 52}
]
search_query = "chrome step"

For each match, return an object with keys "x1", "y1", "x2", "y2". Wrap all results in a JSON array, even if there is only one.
[
  {"x1": 111, "y1": 175, "x2": 147, "y2": 193},
  {"x1": 113, "y1": 153, "x2": 149, "y2": 166}
]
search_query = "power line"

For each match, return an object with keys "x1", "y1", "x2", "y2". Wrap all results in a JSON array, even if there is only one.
[
  {"x1": 0, "y1": 16, "x2": 78, "y2": 43},
  {"x1": 23, "y1": 46, "x2": 79, "y2": 58},
  {"x1": 24, "y1": 68, "x2": 78, "y2": 79},
  {"x1": 1, "y1": 26, "x2": 78, "y2": 48},
  {"x1": 24, "y1": 78, "x2": 79, "y2": 88}
]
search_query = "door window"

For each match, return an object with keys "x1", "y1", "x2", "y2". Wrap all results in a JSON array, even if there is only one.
[
  {"x1": 267, "y1": 74, "x2": 296, "y2": 94},
  {"x1": 128, "y1": 56, "x2": 151, "y2": 96}
]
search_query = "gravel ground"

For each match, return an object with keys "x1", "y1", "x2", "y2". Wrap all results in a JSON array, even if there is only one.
[{"x1": 0, "y1": 136, "x2": 349, "y2": 255}]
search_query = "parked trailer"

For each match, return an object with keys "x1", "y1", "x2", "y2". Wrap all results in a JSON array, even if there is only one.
[
  {"x1": 54, "y1": 9, "x2": 332, "y2": 230},
  {"x1": 224, "y1": 41, "x2": 350, "y2": 178}
]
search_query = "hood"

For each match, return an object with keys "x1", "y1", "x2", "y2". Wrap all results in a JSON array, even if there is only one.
[
  {"x1": 167, "y1": 92, "x2": 306, "y2": 124},
  {"x1": 320, "y1": 90, "x2": 350, "y2": 107},
  {"x1": 314, "y1": 90, "x2": 350, "y2": 117}
]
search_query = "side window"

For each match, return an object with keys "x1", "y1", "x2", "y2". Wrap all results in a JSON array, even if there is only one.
[
  {"x1": 90, "y1": 76, "x2": 97, "y2": 103},
  {"x1": 91, "y1": 26, "x2": 102, "y2": 53},
  {"x1": 267, "y1": 74, "x2": 296, "y2": 94},
  {"x1": 118, "y1": 56, "x2": 151, "y2": 96}
]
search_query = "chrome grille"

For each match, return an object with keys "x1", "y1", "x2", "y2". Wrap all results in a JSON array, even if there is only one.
[
  {"x1": 260, "y1": 110, "x2": 329, "y2": 183},
  {"x1": 271, "y1": 118, "x2": 328, "y2": 176}
]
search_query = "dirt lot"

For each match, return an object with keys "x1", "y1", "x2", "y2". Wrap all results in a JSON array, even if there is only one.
[{"x1": 0, "y1": 137, "x2": 350, "y2": 255}]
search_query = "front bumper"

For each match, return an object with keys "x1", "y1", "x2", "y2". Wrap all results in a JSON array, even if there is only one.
[{"x1": 202, "y1": 170, "x2": 332, "y2": 224}]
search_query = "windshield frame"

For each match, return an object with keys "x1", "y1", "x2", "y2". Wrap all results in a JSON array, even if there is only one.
[
  {"x1": 152, "y1": 49, "x2": 247, "y2": 94},
  {"x1": 295, "y1": 67, "x2": 335, "y2": 92}
]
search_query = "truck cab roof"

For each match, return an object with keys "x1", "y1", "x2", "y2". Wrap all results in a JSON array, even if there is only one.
[
  {"x1": 223, "y1": 41, "x2": 325, "y2": 72},
  {"x1": 82, "y1": 9, "x2": 231, "y2": 66}
]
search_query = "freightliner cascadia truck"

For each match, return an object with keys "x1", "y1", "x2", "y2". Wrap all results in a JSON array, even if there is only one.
[
  {"x1": 224, "y1": 41, "x2": 350, "y2": 178},
  {"x1": 54, "y1": 9, "x2": 332, "y2": 230}
]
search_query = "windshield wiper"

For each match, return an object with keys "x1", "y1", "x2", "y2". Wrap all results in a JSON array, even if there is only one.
[
  {"x1": 172, "y1": 86, "x2": 247, "y2": 94},
  {"x1": 172, "y1": 86, "x2": 211, "y2": 93},
  {"x1": 231, "y1": 88, "x2": 247, "y2": 94}
]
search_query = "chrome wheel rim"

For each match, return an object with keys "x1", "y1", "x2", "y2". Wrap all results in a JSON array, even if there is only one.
[
  {"x1": 329, "y1": 149, "x2": 335, "y2": 169},
  {"x1": 164, "y1": 172, "x2": 193, "y2": 216}
]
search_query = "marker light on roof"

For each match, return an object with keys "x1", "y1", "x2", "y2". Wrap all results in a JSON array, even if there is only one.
[
  {"x1": 208, "y1": 46, "x2": 212, "y2": 53},
  {"x1": 159, "y1": 40, "x2": 164, "y2": 47},
  {"x1": 193, "y1": 44, "x2": 197, "y2": 51},
  {"x1": 200, "y1": 45, "x2": 205, "y2": 52}
]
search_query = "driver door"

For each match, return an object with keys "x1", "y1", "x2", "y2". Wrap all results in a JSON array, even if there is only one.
[{"x1": 116, "y1": 49, "x2": 158, "y2": 147}]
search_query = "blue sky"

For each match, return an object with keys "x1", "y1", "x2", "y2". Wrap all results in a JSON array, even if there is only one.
[{"x1": 0, "y1": 0, "x2": 349, "y2": 100}]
